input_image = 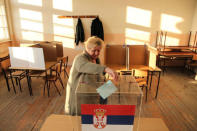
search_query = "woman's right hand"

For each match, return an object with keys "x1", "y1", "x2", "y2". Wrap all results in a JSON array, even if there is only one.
[{"x1": 105, "y1": 67, "x2": 119, "y2": 81}]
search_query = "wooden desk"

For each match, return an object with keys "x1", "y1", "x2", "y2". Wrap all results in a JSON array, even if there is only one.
[
  {"x1": 107, "y1": 64, "x2": 162, "y2": 99},
  {"x1": 130, "y1": 65, "x2": 157, "y2": 71},
  {"x1": 158, "y1": 46, "x2": 197, "y2": 50},
  {"x1": 146, "y1": 67, "x2": 162, "y2": 99},
  {"x1": 158, "y1": 51, "x2": 194, "y2": 58},
  {"x1": 130, "y1": 65, "x2": 162, "y2": 99},
  {"x1": 107, "y1": 64, "x2": 161, "y2": 72},
  {"x1": 106, "y1": 64, "x2": 126, "y2": 71},
  {"x1": 0, "y1": 52, "x2": 9, "y2": 62},
  {"x1": 9, "y1": 61, "x2": 57, "y2": 96},
  {"x1": 157, "y1": 51, "x2": 197, "y2": 73}
]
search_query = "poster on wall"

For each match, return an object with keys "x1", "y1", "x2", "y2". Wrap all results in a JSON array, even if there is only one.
[{"x1": 81, "y1": 104, "x2": 136, "y2": 131}]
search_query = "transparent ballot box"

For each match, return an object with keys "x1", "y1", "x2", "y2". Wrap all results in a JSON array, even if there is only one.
[{"x1": 74, "y1": 75, "x2": 143, "y2": 131}]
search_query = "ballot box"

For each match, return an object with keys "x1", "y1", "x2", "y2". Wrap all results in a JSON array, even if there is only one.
[{"x1": 74, "y1": 74, "x2": 143, "y2": 131}]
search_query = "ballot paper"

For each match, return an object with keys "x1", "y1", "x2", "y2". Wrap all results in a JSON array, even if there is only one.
[{"x1": 96, "y1": 80, "x2": 117, "y2": 99}]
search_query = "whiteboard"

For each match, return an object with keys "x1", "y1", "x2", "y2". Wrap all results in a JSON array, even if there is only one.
[{"x1": 9, "y1": 47, "x2": 45, "y2": 70}]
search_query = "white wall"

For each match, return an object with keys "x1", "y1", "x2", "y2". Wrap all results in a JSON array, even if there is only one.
[
  {"x1": 191, "y1": 2, "x2": 197, "y2": 46},
  {"x1": 191, "y1": 2, "x2": 197, "y2": 31},
  {"x1": 9, "y1": 0, "x2": 197, "y2": 64}
]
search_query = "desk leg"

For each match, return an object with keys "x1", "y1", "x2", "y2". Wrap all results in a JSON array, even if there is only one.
[
  {"x1": 9, "y1": 71, "x2": 16, "y2": 94},
  {"x1": 164, "y1": 57, "x2": 166, "y2": 71},
  {"x1": 26, "y1": 70, "x2": 33, "y2": 96},
  {"x1": 149, "y1": 71, "x2": 153, "y2": 90},
  {"x1": 157, "y1": 55, "x2": 160, "y2": 67},
  {"x1": 146, "y1": 71, "x2": 149, "y2": 89},
  {"x1": 2, "y1": 70, "x2": 10, "y2": 91},
  {"x1": 29, "y1": 75, "x2": 33, "y2": 96},
  {"x1": 155, "y1": 72, "x2": 161, "y2": 99}
]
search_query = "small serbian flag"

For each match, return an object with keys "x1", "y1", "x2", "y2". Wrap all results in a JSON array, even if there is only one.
[{"x1": 81, "y1": 104, "x2": 136, "y2": 131}]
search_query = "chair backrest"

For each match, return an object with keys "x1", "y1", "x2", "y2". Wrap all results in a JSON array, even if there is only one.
[
  {"x1": 59, "y1": 56, "x2": 68, "y2": 73},
  {"x1": 1, "y1": 58, "x2": 10, "y2": 70},
  {"x1": 39, "y1": 43, "x2": 57, "y2": 62},
  {"x1": 51, "y1": 63, "x2": 61, "y2": 79},
  {"x1": 50, "y1": 63, "x2": 61, "y2": 77},
  {"x1": 56, "y1": 63, "x2": 61, "y2": 73},
  {"x1": 62, "y1": 56, "x2": 68, "y2": 67},
  {"x1": 132, "y1": 69, "x2": 147, "y2": 77}
]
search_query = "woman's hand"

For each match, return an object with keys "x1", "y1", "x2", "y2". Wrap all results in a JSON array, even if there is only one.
[{"x1": 105, "y1": 67, "x2": 119, "y2": 81}]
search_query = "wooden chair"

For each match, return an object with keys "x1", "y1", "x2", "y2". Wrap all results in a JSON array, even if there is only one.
[
  {"x1": 185, "y1": 60, "x2": 197, "y2": 72},
  {"x1": 43, "y1": 63, "x2": 64, "y2": 97},
  {"x1": 132, "y1": 69, "x2": 148, "y2": 102},
  {"x1": 28, "y1": 70, "x2": 46, "y2": 93},
  {"x1": 1, "y1": 59, "x2": 26, "y2": 93},
  {"x1": 60, "y1": 56, "x2": 69, "y2": 78},
  {"x1": 28, "y1": 63, "x2": 59, "y2": 96}
]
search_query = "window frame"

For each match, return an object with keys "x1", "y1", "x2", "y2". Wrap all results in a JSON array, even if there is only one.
[{"x1": 0, "y1": 0, "x2": 10, "y2": 41}]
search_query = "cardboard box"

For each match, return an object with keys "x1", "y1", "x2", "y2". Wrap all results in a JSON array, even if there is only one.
[
  {"x1": 138, "y1": 118, "x2": 169, "y2": 131},
  {"x1": 39, "y1": 43, "x2": 57, "y2": 62},
  {"x1": 34, "y1": 41, "x2": 63, "y2": 61},
  {"x1": 55, "y1": 42, "x2": 63, "y2": 57},
  {"x1": 40, "y1": 115, "x2": 76, "y2": 131}
]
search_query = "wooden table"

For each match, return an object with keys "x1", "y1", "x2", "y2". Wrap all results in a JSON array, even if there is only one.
[
  {"x1": 130, "y1": 65, "x2": 162, "y2": 99},
  {"x1": 0, "y1": 52, "x2": 9, "y2": 62},
  {"x1": 157, "y1": 51, "x2": 197, "y2": 69},
  {"x1": 158, "y1": 51, "x2": 194, "y2": 57},
  {"x1": 158, "y1": 46, "x2": 197, "y2": 50},
  {"x1": 107, "y1": 64, "x2": 162, "y2": 99},
  {"x1": 146, "y1": 67, "x2": 162, "y2": 98},
  {"x1": 106, "y1": 64, "x2": 127, "y2": 71},
  {"x1": 9, "y1": 61, "x2": 58, "y2": 96}
]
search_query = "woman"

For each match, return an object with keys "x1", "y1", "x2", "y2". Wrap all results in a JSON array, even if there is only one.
[{"x1": 65, "y1": 36, "x2": 118, "y2": 115}]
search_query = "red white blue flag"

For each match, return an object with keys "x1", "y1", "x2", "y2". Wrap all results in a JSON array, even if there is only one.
[{"x1": 81, "y1": 104, "x2": 136, "y2": 131}]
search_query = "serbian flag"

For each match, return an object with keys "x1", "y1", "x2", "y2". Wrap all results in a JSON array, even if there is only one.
[{"x1": 81, "y1": 104, "x2": 136, "y2": 131}]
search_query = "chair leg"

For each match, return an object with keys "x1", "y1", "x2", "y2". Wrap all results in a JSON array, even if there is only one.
[
  {"x1": 10, "y1": 77, "x2": 16, "y2": 94},
  {"x1": 145, "y1": 85, "x2": 148, "y2": 102},
  {"x1": 60, "y1": 60, "x2": 63, "y2": 73},
  {"x1": 65, "y1": 70, "x2": 69, "y2": 78},
  {"x1": 63, "y1": 69, "x2": 66, "y2": 78},
  {"x1": 43, "y1": 80, "x2": 47, "y2": 96},
  {"x1": 15, "y1": 78, "x2": 18, "y2": 86},
  {"x1": 5, "y1": 77, "x2": 10, "y2": 92},
  {"x1": 64, "y1": 67, "x2": 69, "y2": 78},
  {"x1": 58, "y1": 77, "x2": 64, "y2": 89},
  {"x1": 47, "y1": 81, "x2": 50, "y2": 97},
  {"x1": 18, "y1": 78, "x2": 22, "y2": 92},
  {"x1": 52, "y1": 81, "x2": 61, "y2": 96}
]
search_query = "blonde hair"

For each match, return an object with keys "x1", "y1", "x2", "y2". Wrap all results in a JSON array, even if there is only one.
[{"x1": 85, "y1": 36, "x2": 104, "y2": 49}]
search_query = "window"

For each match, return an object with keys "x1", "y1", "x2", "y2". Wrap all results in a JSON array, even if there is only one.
[{"x1": 0, "y1": 0, "x2": 9, "y2": 40}]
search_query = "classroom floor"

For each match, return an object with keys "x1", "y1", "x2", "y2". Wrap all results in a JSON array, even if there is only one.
[{"x1": 0, "y1": 68, "x2": 197, "y2": 131}]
